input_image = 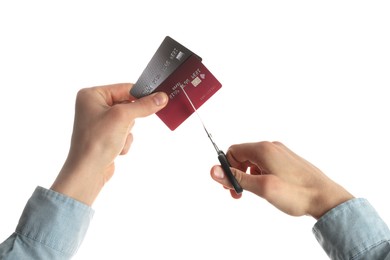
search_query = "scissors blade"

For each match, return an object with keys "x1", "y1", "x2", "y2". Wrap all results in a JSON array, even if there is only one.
[{"x1": 180, "y1": 85, "x2": 243, "y2": 194}]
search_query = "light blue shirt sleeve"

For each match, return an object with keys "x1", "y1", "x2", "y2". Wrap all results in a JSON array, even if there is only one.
[
  {"x1": 0, "y1": 186, "x2": 94, "y2": 260},
  {"x1": 313, "y1": 198, "x2": 390, "y2": 260},
  {"x1": 2, "y1": 189, "x2": 390, "y2": 259}
]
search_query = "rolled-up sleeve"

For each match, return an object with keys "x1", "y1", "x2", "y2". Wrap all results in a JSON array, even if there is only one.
[
  {"x1": 0, "y1": 186, "x2": 94, "y2": 260},
  {"x1": 313, "y1": 198, "x2": 390, "y2": 260}
]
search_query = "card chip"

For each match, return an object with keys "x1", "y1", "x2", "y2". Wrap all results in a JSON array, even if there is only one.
[
  {"x1": 191, "y1": 77, "x2": 202, "y2": 87},
  {"x1": 176, "y1": 51, "x2": 185, "y2": 60}
]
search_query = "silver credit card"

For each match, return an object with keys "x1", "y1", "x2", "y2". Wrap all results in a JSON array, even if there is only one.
[{"x1": 131, "y1": 36, "x2": 201, "y2": 98}]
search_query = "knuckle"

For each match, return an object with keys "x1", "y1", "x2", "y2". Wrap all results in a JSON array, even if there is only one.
[{"x1": 256, "y1": 141, "x2": 280, "y2": 154}]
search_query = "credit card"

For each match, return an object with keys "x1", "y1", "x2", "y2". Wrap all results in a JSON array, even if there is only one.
[
  {"x1": 131, "y1": 36, "x2": 201, "y2": 98},
  {"x1": 131, "y1": 36, "x2": 221, "y2": 130},
  {"x1": 155, "y1": 54, "x2": 222, "y2": 130}
]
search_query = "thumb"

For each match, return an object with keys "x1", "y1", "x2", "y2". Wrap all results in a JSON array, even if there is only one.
[
  {"x1": 127, "y1": 92, "x2": 168, "y2": 118},
  {"x1": 211, "y1": 165, "x2": 259, "y2": 192},
  {"x1": 210, "y1": 165, "x2": 248, "y2": 190}
]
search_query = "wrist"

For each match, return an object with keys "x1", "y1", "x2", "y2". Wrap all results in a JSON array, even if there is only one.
[
  {"x1": 51, "y1": 155, "x2": 112, "y2": 206},
  {"x1": 310, "y1": 183, "x2": 354, "y2": 220}
]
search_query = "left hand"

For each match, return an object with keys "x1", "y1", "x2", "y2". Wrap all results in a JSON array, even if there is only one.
[{"x1": 51, "y1": 83, "x2": 168, "y2": 205}]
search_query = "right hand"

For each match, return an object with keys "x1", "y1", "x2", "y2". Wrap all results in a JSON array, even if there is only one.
[{"x1": 210, "y1": 141, "x2": 354, "y2": 219}]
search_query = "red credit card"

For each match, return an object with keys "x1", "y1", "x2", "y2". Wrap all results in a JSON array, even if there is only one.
[
  {"x1": 155, "y1": 54, "x2": 222, "y2": 130},
  {"x1": 131, "y1": 36, "x2": 222, "y2": 131}
]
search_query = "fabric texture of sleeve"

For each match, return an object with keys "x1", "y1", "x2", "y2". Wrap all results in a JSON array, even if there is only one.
[
  {"x1": 313, "y1": 198, "x2": 390, "y2": 260},
  {"x1": 0, "y1": 186, "x2": 94, "y2": 260}
]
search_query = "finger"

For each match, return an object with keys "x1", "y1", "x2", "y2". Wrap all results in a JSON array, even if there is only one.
[
  {"x1": 227, "y1": 142, "x2": 271, "y2": 166},
  {"x1": 210, "y1": 165, "x2": 231, "y2": 188},
  {"x1": 124, "y1": 92, "x2": 169, "y2": 119},
  {"x1": 211, "y1": 165, "x2": 270, "y2": 197},
  {"x1": 211, "y1": 164, "x2": 309, "y2": 216},
  {"x1": 230, "y1": 166, "x2": 301, "y2": 210},
  {"x1": 229, "y1": 189, "x2": 243, "y2": 199},
  {"x1": 210, "y1": 165, "x2": 257, "y2": 192},
  {"x1": 128, "y1": 120, "x2": 135, "y2": 130},
  {"x1": 250, "y1": 165, "x2": 265, "y2": 175},
  {"x1": 93, "y1": 83, "x2": 134, "y2": 105},
  {"x1": 210, "y1": 166, "x2": 243, "y2": 199},
  {"x1": 227, "y1": 141, "x2": 288, "y2": 176},
  {"x1": 120, "y1": 133, "x2": 134, "y2": 155},
  {"x1": 120, "y1": 120, "x2": 135, "y2": 155}
]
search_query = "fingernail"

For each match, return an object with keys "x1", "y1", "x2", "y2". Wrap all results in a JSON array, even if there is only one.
[
  {"x1": 153, "y1": 92, "x2": 168, "y2": 106},
  {"x1": 214, "y1": 167, "x2": 225, "y2": 179}
]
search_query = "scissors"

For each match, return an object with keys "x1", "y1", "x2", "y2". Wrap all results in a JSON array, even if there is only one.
[{"x1": 180, "y1": 86, "x2": 243, "y2": 194}]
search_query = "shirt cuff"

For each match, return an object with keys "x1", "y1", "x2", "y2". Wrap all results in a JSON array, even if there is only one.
[
  {"x1": 313, "y1": 198, "x2": 390, "y2": 259},
  {"x1": 15, "y1": 186, "x2": 94, "y2": 257}
]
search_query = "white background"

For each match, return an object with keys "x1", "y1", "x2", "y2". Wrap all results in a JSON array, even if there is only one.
[{"x1": 1, "y1": 1, "x2": 389, "y2": 259}]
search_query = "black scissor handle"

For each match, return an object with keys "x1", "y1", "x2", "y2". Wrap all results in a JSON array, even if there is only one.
[{"x1": 217, "y1": 151, "x2": 243, "y2": 194}]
